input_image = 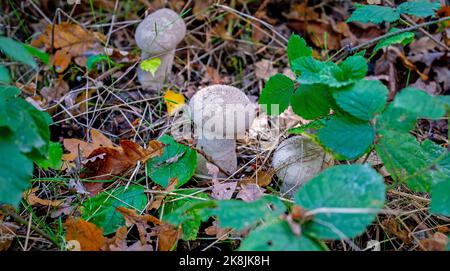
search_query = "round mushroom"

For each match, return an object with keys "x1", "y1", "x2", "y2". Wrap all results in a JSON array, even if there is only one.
[
  {"x1": 272, "y1": 135, "x2": 330, "y2": 197},
  {"x1": 135, "y1": 8, "x2": 186, "y2": 90},
  {"x1": 189, "y1": 85, "x2": 256, "y2": 175}
]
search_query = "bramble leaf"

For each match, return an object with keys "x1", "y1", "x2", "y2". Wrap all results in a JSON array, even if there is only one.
[
  {"x1": 373, "y1": 28, "x2": 414, "y2": 53},
  {"x1": 239, "y1": 220, "x2": 325, "y2": 251},
  {"x1": 338, "y1": 55, "x2": 368, "y2": 80},
  {"x1": 259, "y1": 74, "x2": 295, "y2": 115},
  {"x1": 392, "y1": 87, "x2": 446, "y2": 119},
  {"x1": 290, "y1": 84, "x2": 332, "y2": 120},
  {"x1": 333, "y1": 80, "x2": 388, "y2": 121},
  {"x1": 287, "y1": 34, "x2": 312, "y2": 72},
  {"x1": 430, "y1": 180, "x2": 450, "y2": 217},
  {"x1": 397, "y1": 1, "x2": 440, "y2": 18},
  {"x1": 347, "y1": 5, "x2": 399, "y2": 24},
  {"x1": 0, "y1": 65, "x2": 11, "y2": 84},
  {"x1": 318, "y1": 116, "x2": 375, "y2": 160},
  {"x1": 295, "y1": 164, "x2": 386, "y2": 240}
]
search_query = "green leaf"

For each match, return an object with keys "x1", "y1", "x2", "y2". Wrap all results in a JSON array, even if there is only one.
[
  {"x1": 0, "y1": 141, "x2": 33, "y2": 208},
  {"x1": 397, "y1": 1, "x2": 440, "y2": 18},
  {"x1": 0, "y1": 85, "x2": 20, "y2": 98},
  {"x1": 376, "y1": 105, "x2": 416, "y2": 133},
  {"x1": 239, "y1": 220, "x2": 325, "y2": 251},
  {"x1": 259, "y1": 74, "x2": 294, "y2": 115},
  {"x1": 34, "y1": 141, "x2": 63, "y2": 170},
  {"x1": 294, "y1": 57, "x2": 355, "y2": 87},
  {"x1": 430, "y1": 180, "x2": 450, "y2": 217},
  {"x1": 376, "y1": 131, "x2": 449, "y2": 192},
  {"x1": 347, "y1": 5, "x2": 400, "y2": 24},
  {"x1": 82, "y1": 185, "x2": 148, "y2": 235},
  {"x1": 287, "y1": 34, "x2": 312, "y2": 72},
  {"x1": 392, "y1": 87, "x2": 446, "y2": 119},
  {"x1": 288, "y1": 118, "x2": 327, "y2": 135},
  {"x1": 209, "y1": 196, "x2": 286, "y2": 231},
  {"x1": 0, "y1": 36, "x2": 37, "y2": 69},
  {"x1": 86, "y1": 54, "x2": 114, "y2": 71},
  {"x1": 140, "y1": 57, "x2": 161, "y2": 76},
  {"x1": 333, "y1": 80, "x2": 388, "y2": 121},
  {"x1": 23, "y1": 44, "x2": 49, "y2": 66},
  {"x1": 0, "y1": 97, "x2": 51, "y2": 156},
  {"x1": 318, "y1": 116, "x2": 375, "y2": 160},
  {"x1": 338, "y1": 55, "x2": 368, "y2": 80},
  {"x1": 290, "y1": 84, "x2": 332, "y2": 120},
  {"x1": 146, "y1": 135, "x2": 197, "y2": 188},
  {"x1": 373, "y1": 28, "x2": 414, "y2": 54},
  {"x1": 0, "y1": 65, "x2": 11, "y2": 84},
  {"x1": 162, "y1": 189, "x2": 210, "y2": 240},
  {"x1": 295, "y1": 164, "x2": 386, "y2": 240}
]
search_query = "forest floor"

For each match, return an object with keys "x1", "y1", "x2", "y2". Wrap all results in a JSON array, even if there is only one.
[{"x1": 0, "y1": 0, "x2": 449, "y2": 251}]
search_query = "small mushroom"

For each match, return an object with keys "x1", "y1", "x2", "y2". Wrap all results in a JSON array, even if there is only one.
[
  {"x1": 135, "y1": 8, "x2": 186, "y2": 90},
  {"x1": 189, "y1": 85, "x2": 256, "y2": 175},
  {"x1": 272, "y1": 135, "x2": 330, "y2": 197}
]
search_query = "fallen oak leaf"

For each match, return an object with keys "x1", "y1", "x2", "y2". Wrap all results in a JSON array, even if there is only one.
[
  {"x1": 64, "y1": 217, "x2": 106, "y2": 251},
  {"x1": 62, "y1": 129, "x2": 114, "y2": 162}
]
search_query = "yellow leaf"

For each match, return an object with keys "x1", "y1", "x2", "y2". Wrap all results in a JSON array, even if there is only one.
[
  {"x1": 164, "y1": 90, "x2": 185, "y2": 116},
  {"x1": 140, "y1": 57, "x2": 161, "y2": 76}
]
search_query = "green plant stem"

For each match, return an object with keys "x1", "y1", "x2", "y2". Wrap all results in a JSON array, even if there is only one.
[
  {"x1": 0, "y1": 205, "x2": 59, "y2": 246},
  {"x1": 349, "y1": 16, "x2": 450, "y2": 52}
]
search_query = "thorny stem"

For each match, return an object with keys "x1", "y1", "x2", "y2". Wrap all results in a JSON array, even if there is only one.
[{"x1": 348, "y1": 16, "x2": 450, "y2": 53}]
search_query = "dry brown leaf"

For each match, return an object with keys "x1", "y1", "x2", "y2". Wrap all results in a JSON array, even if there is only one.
[
  {"x1": 255, "y1": 59, "x2": 278, "y2": 81},
  {"x1": 282, "y1": 3, "x2": 320, "y2": 21},
  {"x1": 211, "y1": 180, "x2": 237, "y2": 200},
  {"x1": 0, "y1": 222, "x2": 18, "y2": 251},
  {"x1": 204, "y1": 221, "x2": 229, "y2": 241},
  {"x1": 40, "y1": 77, "x2": 69, "y2": 103},
  {"x1": 23, "y1": 187, "x2": 63, "y2": 207},
  {"x1": 240, "y1": 170, "x2": 274, "y2": 187},
  {"x1": 157, "y1": 223, "x2": 180, "y2": 251},
  {"x1": 62, "y1": 129, "x2": 114, "y2": 162},
  {"x1": 64, "y1": 217, "x2": 106, "y2": 251},
  {"x1": 149, "y1": 178, "x2": 178, "y2": 210},
  {"x1": 236, "y1": 184, "x2": 265, "y2": 202},
  {"x1": 31, "y1": 22, "x2": 106, "y2": 73},
  {"x1": 82, "y1": 139, "x2": 163, "y2": 180},
  {"x1": 381, "y1": 218, "x2": 412, "y2": 244}
]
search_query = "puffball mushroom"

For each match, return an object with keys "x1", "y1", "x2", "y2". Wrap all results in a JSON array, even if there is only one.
[
  {"x1": 189, "y1": 85, "x2": 256, "y2": 175},
  {"x1": 135, "y1": 8, "x2": 186, "y2": 90},
  {"x1": 272, "y1": 135, "x2": 328, "y2": 197}
]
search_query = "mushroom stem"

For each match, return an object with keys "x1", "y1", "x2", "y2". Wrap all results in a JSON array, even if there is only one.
[{"x1": 137, "y1": 49, "x2": 175, "y2": 90}]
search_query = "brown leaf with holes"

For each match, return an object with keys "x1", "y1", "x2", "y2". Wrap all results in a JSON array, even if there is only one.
[
  {"x1": 64, "y1": 217, "x2": 106, "y2": 251},
  {"x1": 62, "y1": 129, "x2": 114, "y2": 162},
  {"x1": 23, "y1": 187, "x2": 63, "y2": 207},
  {"x1": 31, "y1": 22, "x2": 106, "y2": 73},
  {"x1": 82, "y1": 139, "x2": 163, "y2": 180}
]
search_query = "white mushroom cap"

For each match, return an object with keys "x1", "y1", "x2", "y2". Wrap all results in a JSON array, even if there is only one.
[
  {"x1": 189, "y1": 85, "x2": 256, "y2": 139},
  {"x1": 135, "y1": 8, "x2": 187, "y2": 54},
  {"x1": 272, "y1": 136, "x2": 327, "y2": 197}
]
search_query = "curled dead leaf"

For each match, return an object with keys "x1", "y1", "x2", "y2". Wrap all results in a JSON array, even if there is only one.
[{"x1": 64, "y1": 217, "x2": 106, "y2": 251}]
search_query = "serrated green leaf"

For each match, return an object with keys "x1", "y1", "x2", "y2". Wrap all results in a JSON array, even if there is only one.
[
  {"x1": 239, "y1": 220, "x2": 325, "y2": 251},
  {"x1": 162, "y1": 189, "x2": 210, "y2": 240},
  {"x1": 140, "y1": 57, "x2": 161, "y2": 76},
  {"x1": 397, "y1": 1, "x2": 440, "y2": 18},
  {"x1": 0, "y1": 65, "x2": 11, "y2": 84},
  {"x1": 318, "y1": 116, "x2": 375, "y2": 160},
  {"x1": 259, "y1": 74, "x2": 294, "y2": 115},
  {"x1": 295, "y1": 164, "x2": 386, "y2": 240},
  {"x1": 287, "y1": 34, "x2": 312, "y2": 73},
  {"x1": 82, "y1": 185, "x2": 148, "y2": 235},
  {"x1": 333, "y1": 80, "x2": 388, "y2": 121},
  {"x1": 347, "y1": 5, "x2": 400, "y2": 24},
  {"x1": 0, "y1": 36, "x2": 37, "y2": 69},
  {"x1": 290, "y1": 84, "x2": 332, "y2": 120},
  {"x1": 373, "y1": 28, "x2": 414, "y2": 53},
  {"x1": 0, "y1": 141, "x2": 33, "y2": 208},
  {"x1": 209, "y1": 196, "x2": 286, "y2": 231},
  {"x1": 23, "y1": 44, "x2": 49, "y2": 66},
  {"x1": 376, "y1": 131, "x2": 449, "y2": 192},
  {"x1": 294, "y1": 57, "x2": 355, "y2": 87},
  {"x1": 376, "y1": 105, "x2": 416, "y2": 133},
  {"x1": 338, "y1": 55, "x2": 368, "y2": 80},
  {"x1": 146, "y1": 134, "x2": 197, "y2": 188},
  {"x1": 34, "y1": 141, "x2": 62, "y2": 170},
  {"x1": 288, "y1": 118, "x2": 327, "y2": 135},
  {"x1": 430, "y1": 180, "x2": 450, "y2": 217},
  {"x1": 392, "y1": 87, "x2": 446, "y2": 119}
]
